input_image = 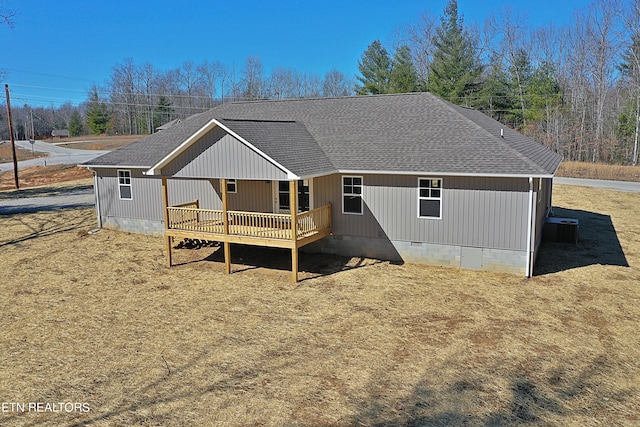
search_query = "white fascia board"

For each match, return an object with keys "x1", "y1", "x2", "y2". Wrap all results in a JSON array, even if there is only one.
[
  {"x1": 337, "y1": 169, "x2": 555, "y2": 179},
  {"x1": 84, "y1": 165, "x2": 150, "y2": 170},
  {"x1": 145, "y1": 118, "x2": 299, "y2": 180}
]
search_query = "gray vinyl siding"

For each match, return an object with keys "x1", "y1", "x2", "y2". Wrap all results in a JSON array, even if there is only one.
[
  {"x1": 314, "y1": 173, "x2": 530, "y2": 251},
  {"x1": 226, "y1": 180, "x2": 273, "y2": 212},
  {"x1": 96, "y1": 169, "x2": 164, "y2": 221},
  {"x1": 533, "y1": 177, "x2": 553, "y2": 253},
  {"x1": 94, "y1": 169, "x2": 273, "y2": 223},
  {"x1": 96, "y1": 169, "x2": 532, "y2": 252},
  {"x1": 161, "y1": 126, "x2": 289, "y2": 180}
]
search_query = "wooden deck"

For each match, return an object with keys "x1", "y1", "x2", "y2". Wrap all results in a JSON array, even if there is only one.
[
  {"x1": 166, "y1": 202, "x2": 332, "y2": 249},
  {"x1": 161, "y1": 177, "x2": 329, "y2": 282}
]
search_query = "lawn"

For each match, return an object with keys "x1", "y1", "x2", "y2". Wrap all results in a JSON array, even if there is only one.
[{"x1": 0, "y1": 184, "x2": 639, "y2": 426}]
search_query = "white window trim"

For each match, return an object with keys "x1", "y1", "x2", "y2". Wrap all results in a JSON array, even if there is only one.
[
  {"x1": 417, "y1": 177, "x2": 442, "y2": 219},
  {"x1": 118, "y1": 169, "x2": 132, "y2": 200},
  {"x1": 272, "y1": 179, "x2": 314, "y2": 214},
  {"x1": 227, "y1": 179, "x2": 237, "y2": 194},
  {"x1": 342, "y1": 175, "x2": 363, "y2": 215}
]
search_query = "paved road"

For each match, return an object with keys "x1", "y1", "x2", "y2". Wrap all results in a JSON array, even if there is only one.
[
  {"x1": 0, "y1": 188, "x2": 95, "y2": 214},
  {"x1": 0, "y1": 140, "x2": 110, "y2": 173},
  {"x1": 554, "y1": 177, "x2": 640, "y2": 193},
  {"x1": 0, "y1": 139, "x2": 106, "y2": 213}
]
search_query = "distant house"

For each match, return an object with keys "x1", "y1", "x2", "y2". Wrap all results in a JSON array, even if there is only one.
[
  {"x1": 84, "y1": 93, "x2": 562, "y2": 280},
  {"x1": 51, "y1": 129, "x2": 70, "y2": 138}
]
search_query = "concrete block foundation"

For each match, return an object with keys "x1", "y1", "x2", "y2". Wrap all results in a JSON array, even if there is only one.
[{"x1": 304, "y1": 235, "x2": 527, "y2": 275}]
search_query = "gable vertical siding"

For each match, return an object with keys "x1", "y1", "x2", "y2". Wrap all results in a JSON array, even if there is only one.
[
  {"x1": 161, "y1": 126, "x2": 289, "y2": 180},
  {"x1": 314, "y1": 173, "x2": 529, "y2": 251}
]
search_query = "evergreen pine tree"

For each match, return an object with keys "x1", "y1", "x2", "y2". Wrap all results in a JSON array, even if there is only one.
[
  {"x1": 68, "y1": 110, "x2": 83, "y2": 136},
  {"x1": 389, "y1": 45, "x2": 418, "y2": 93},
  {"x1": 475, "y1": 55, "x2": 516, "y2": 125},
  {"x1": 153, "y1": 96, "x2": 173, "y2": 131},
  {"x1": 85, "y1": 86, "x2": 111, "y2": 135},
  {"x1": 355, "y1": 40, "x2": 391, "y2": 95},
  {"x1": 428, "y1": 0, "x2": 482, "y2": 104}
]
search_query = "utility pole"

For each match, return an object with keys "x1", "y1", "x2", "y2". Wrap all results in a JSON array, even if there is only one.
[{"x1": 4, "y1": 84, "x2": 19, "y2": 189}]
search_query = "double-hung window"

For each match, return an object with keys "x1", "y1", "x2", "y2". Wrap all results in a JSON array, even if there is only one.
[
  {"x1": 342, "y1": 176, "x2": 363, "y2": 214},
  {"x1": 418, "y1": 178, "x2": 442, "y2": 219},
  {"x1": 118, "y1": 170, "x2": 132, "y2": 200}
]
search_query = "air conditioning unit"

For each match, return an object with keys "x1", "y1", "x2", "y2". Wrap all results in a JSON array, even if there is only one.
[{"x1": 543, "y1": 217, "x2": 579, "y2": 244}]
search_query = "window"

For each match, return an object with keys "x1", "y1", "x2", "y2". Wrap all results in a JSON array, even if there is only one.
[
  {"x1": 118, "y1": 170, "x2": 132, "y2": 200},
  {"x1": 227, "y1": 179, "x2": 237, "y2": 193},
  {"x1": 342, "y1": 176, "x2": 363, "y2": 214},
  {"x1": 418, "y1": 178, "x2": 442, "y2": 219},
  {"x1": 278, "y1": 181, "x2": 290, "y2": 211}
]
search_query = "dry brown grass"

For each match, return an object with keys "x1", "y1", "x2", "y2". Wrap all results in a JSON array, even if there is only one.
[
  {"x1": 0, "y1": 166, "x2": 93, "y2": 191},
  {"x1": 557, "y1": 161, "x2": 640, "y2": 182},
  {"x1": 0, "y1": 141, "x2": 46, "y2": 163},
  {"x1": 0, "y1": 184, "x2": 639, "y2": 426}
]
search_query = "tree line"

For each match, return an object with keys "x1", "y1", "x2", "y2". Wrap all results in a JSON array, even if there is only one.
[
  {"x1": 2, "y1": 0, "x2": 639, "y2": 165},
  {"x1": 357, "y1": 0, "x2": 640, "y2": 165},
  {"x1": 0, "y1": 57, "x2": 354, "y2": 140}
]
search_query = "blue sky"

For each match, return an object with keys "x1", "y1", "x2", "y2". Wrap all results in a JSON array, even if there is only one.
[{"x1": 2, "y1": 0, "x2": 589, "y2": 107}]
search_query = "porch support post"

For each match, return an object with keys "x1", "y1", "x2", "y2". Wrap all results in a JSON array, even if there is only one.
[
  {"x1": 290, "y1": 180, "x2": 298, "y2": 283},
  {"x1": 221, "y1": 178, "x2": 231, "y2": 275},
  {"x1": 161, "y1": 176, "x2": 172, "y2": 267}
]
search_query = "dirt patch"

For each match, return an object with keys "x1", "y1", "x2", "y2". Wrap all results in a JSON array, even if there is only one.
[
  {"x1": 0, "y1": 165, "x2": 93, "y2": 191},
  {"x1": 0, "y1": 141, "x2": 47, "y2": 163},
  {"x1": 0, "y1": 185, "x2": 639, "y2": 426}
]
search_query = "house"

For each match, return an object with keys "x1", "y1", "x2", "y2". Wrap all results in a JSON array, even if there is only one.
[
  {"x1": 83, "y1": 92, "x2": 562, "y2": 281},
  {"x1": 51, "y1": 129, "x2": 70, "y2": 138}
]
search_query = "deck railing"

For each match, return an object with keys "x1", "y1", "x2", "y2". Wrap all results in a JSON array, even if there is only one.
[
  {"x1": 167, "y1": 203, "x2": 332, "y2": 242},
  {"x1": 297, "y1": 205, "x2": 332, "y2": 239}
]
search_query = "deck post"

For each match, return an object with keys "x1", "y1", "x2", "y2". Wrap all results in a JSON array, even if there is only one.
[
  {"x1": 161, "y1": 176, "x2": 172, "y2": 267},
  {"x1": 221, "y1": 178, "x2": 231, "y2": 274},
  {"x1": 290, "y1": 180, "x2": 298, "y2": 283}
]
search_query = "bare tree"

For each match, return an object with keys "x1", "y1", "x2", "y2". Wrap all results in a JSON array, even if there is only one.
[
  {"x1": 176, "y1": 61, "x2": 202, "y2": 112},
  {"x1": 268, "y1": 67, "x2": 297, "y2": 99},
  {"x1": 110, "y1": 58, "x2": 138, "y2": 134},
  {"x1": 296, "y1": 72, "x2": 322, "y2": 98},
  {"x1": 198, "y1": 60, "x2": 224, "y2": 108},
  {"x1": 402, "y1": 11, "x2": 438, "y2": 89},
  {"x1": 621, "y1": 0, "x2": 640, "y2": 165},
  {"x1": 241, "y1": 56, "x2": 266, "y2": 100},
  {"x1": 322, "y1": 69, "x2": 352, "y2": 97},
  {"x1": 582, "y1": 0, "x2": 623, "y2": 161},
  {"x1": 0, "y1": 0, "x2": 16, "y2": 28}
]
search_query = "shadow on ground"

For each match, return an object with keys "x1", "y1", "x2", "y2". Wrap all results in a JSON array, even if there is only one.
[
  {"x1": 172, "y1": 239, "x2": 381, "y2": 279},
  {"x1": 0, "y1": 184, "x2": 93, "y2": 199},
  {"x1": 534, "y1": 206, "x2": 629, "y2": 275}
]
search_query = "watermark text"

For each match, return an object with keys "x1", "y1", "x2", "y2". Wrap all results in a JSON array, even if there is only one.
[{"x1": 1, "y1": 402, "x2": 90, "y2": 413}]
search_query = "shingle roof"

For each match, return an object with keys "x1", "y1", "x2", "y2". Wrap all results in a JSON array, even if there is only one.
[
  {"x1": 84, "y1": 112, "x2": 213, "y2": 168},
  {"x1": 217, "y1": 119, "x2": 335, "y2": 177},
  {"x1": 85, "y1": 92, "x2": 562, "y2": 177}
]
